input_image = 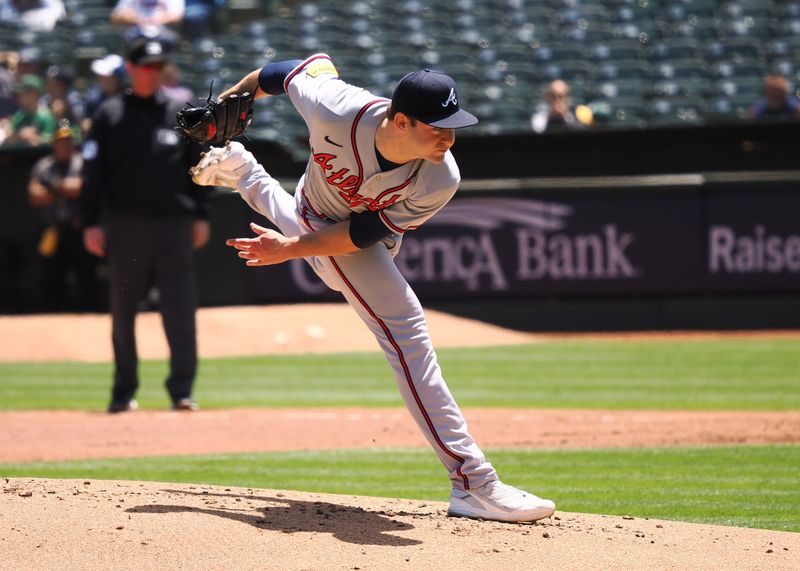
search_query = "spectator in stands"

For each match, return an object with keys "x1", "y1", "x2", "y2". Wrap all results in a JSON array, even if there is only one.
[
  {"x1": 0, "y1": 0, "x2": 66, "y2": 31},
  {"x1": 82, "y1": 54, "x2": 126, "y2": 135},
  {"x1": 28, "y1": 123, "x2": 101, "y2": 311},
  {"x1": 183, "y1": 0, "x2": 224, "y2": 38},
  {"x1": 531, "y1": 79, "x2": 593, "y2": 134},
  {"x1": 159, "y1": 62, "x2": 193, "y2": 102},
  {"x1": 2, "y1": 74, "x2": 56, "y2": 147},
  {"x1": 111, "y1": 0, "x2": 185, "y2": 30},
  {"x1": 748, "y1": 74, "x2": 800, "y2": 120},
  {"x1": 43, "y1": 65, "x2": 84, "y2": 132},
  {"x1": 0, "y1": 52, "x2": 16, "y2": 123},
  {"x1": 14, "y1": 47, "x2": 41, "y2": 81}
]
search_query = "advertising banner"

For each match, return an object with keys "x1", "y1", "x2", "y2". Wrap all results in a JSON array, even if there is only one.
[
  {"x1": 705, "y1": 190, "x2": 800, "y2": 291},
  {"x1": 245, "y1": 189, "x2": 708, "y2": 302}
]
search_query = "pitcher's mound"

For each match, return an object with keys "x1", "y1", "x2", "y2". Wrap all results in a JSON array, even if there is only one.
[{"x1": 3, "y1": 478, "x2": 797, "y2": 570}]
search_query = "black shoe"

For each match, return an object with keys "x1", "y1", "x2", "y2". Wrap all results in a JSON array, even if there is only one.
[
  {"x1": 171, "y1": 398, "x2": 199, "y2": 411},
  {"x1": 107, "y1": 399, "x2": 138, "y2": 414}
]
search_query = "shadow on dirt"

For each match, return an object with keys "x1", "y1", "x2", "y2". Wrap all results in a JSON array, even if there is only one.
[{"x1": 128, "y1": 488, "x2": 426, "y2": 546}]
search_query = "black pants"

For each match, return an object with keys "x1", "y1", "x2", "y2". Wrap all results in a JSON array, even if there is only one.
[{"x1": 106, "y1": 215, "x2": 198, "y2": 405}]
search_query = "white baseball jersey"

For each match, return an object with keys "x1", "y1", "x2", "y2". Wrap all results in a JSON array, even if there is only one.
[{"x1": 285, "y1": 54, "x2": 460, "y2": 240}]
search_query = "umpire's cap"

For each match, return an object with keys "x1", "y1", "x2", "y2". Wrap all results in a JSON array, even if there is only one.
[{"x1": 126, "y1": 38, "x2": 168, "y2": 66}]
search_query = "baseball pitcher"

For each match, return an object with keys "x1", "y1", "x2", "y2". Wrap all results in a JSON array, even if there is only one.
[{"x1": 178, "y1": 53, "x2": 555, "y2": 522}]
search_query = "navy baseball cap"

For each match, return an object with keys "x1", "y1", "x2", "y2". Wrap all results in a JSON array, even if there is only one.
[{"x1": 391, "y1": 69, "x2": 478, "y2": 129}]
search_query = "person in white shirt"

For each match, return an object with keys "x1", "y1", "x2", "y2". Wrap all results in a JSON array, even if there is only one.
[
  {"x1": 111, "y1": 0, "x2": 184, "y2": 28},
  {"x1": 0, "y1": 0, "x2": 65, "y2": 31}
]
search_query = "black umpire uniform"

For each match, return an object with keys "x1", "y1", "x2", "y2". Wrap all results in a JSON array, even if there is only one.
[{"x1": 81, "y1": 38, "x2": 211, "y2": 412}]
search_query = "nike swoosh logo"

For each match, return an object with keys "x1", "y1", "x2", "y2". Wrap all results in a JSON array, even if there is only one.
[{"x1": 324, "y1": 135, "x2": 344, "y2": 148}]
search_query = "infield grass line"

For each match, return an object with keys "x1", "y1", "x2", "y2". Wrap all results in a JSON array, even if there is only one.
[
  {"x1": 1, "y1": 339, "x2": 799, "y2": 411},
  {"x1": 1, "y1": 445, "x2": 798, "y2": 533}
]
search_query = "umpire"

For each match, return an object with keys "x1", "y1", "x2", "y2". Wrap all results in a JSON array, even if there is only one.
[{"x1": 81, "y1": 36, "x2": 211, "y2": 413}]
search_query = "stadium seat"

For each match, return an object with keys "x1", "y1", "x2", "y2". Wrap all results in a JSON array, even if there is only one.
[
  {"x1": 532, "y1": 42, "x2": 585, "y2": 63},
  {"x1": 557, "y1": 4, "x2": 612, "y2": 26},
  {"x1": 706, "y1": 95, "x2": 754, "y2": 119},
  {"x1": 541, "y1": 60, "x2": 595, "y2": 83},
  {"x1": 522, "y1": 4, "x2": 558, "y2": 27},
  {"x1": 675, "y1": 0, "x2": 722, "y2": 15},
  {"x1": 69, "y1": 6, "x2": 113, "y2": 27},
  {"x1": 717, "y1": 17, "x2": 776, "y2": 40},
  {"x1": 775, "y1": 18, "x2": 800, "y2": 37},
  {"x1": 717, "y1": 1, "x2": 776, "y2": 20},
  {"x1": 590, "y1": 40, "x2": 645, "y2": 62},
  {"x1": 589, "y1": 97, "x2": 648, "y2": 128},
  {"x1": 595, "y1": 78, "x2": 648, "y2": 99},
  {"x1": 771, "y1": 59, "x2": 798, "y2": 79},
  {"x1": 595, "y1": 59, "x2": 651, "y2": 80},
  {"x1": 777, "y1": 1, "x2": 800, "y2": 19},
  {"x1": 647, "y1": 97, "x2": 706, "y2": 124},
  {"x1": 706, "y1": 37, "x2": 764, "y2": 61},
  {"x1": 73, "y1": 26, "x2": 124, "y2": 63},
  {"x1": 651, "y1": 77, "x2": 712, "y2": 98},
  {"x1": 765, "y1": 35, "x2": 800, "y2": 58},
  {"x1": 666, "y1": 17, "x2": 718, "y2": 40},
  {"x1": 610, "y1": 20, "x2": 664, "y2": 44},
  {"x1": 649, "y1": 37, "x2": 705, "y2": 61},
  {"x1": 652, "y1": 58, "x2": 710, "y2": 80},
  {"x1": 711, "y1": 59, "x2": 766, "y2": 80},
  {"x1": 612, "y1": 3, "x2": 661, "y2": 24},
  {"x1": 556, "y1": 5, "x2": 612, "y2": 42},
  {"x1": 664, "y1": 1, "x2": 716, "y2": 21},
  {"x1": 713, "y1": 76, "x2": 764, "y2": 98},
  {"x1": 512, "y1": 21, "x2": 558, "y2": 45},
  {"x1": 561, "y1": 24, "x2": 612, "y2": 43}
]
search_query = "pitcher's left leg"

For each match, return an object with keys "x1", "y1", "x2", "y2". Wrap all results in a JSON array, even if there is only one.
[{"x1": 321, "y1": 246, "x2": 497, "y2": 490}]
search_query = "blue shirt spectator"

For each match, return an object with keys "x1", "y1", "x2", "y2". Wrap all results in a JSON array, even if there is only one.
[{"x1": 749, "y1": 74, "x2": 800, "y2": 120}]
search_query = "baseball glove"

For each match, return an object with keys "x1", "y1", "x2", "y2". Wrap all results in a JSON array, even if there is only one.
[{"x1": 176, "y1": 91, "x2": 254, "y2": 145}]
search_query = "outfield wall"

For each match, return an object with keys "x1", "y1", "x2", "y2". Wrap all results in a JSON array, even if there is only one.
[
  {"x1": 207, "y1": 172, "x2": 800, "y2": 331},
  {"x1": 2, "y1": 124, "x2": 800, "y2": 330}
]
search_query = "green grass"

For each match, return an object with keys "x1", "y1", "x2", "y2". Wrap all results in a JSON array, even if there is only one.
[
  {"x1": 2, "y1": 445, "x2": 798, "y2": 532},
  {"x1": 1, "y1": 339, "x2": 799, "y2": 410}
]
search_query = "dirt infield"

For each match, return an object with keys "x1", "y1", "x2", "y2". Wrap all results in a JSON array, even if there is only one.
[
  {"x1": 1, "y1": 305, "x2": 799, "y2": 569},
  {"x1": 2, "y1": 408, "x2": 799, "y2": 463},
  {"x1": 3, "y1": 479, "x2": 798, "y2": 571}
]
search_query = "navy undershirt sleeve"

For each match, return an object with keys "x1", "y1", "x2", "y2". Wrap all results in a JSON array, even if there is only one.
[
  {"x1": 349, "y1": 210, "x2": 394, "y2": 249},
  {"x1": 257, "y1": 59, "x2": 304, "y2": 95}
]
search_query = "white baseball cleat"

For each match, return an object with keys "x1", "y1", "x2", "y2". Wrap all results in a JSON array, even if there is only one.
[
  {"x1": 447, "y1": 480, "x2": 555, "y2": 522},
  {"x1": 189, "y1": 140, "x2": 257, "y2": 188}
]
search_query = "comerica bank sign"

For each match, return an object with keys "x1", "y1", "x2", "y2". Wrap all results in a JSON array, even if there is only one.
[
  {"x1": 256, "y1": 188, "x2": 800, "y2": 303},
  {"x1": 391, "y1": 194, "x2": 800, "y2": 297},
  {"x1": 394, "y1": 198, "x2": 639, "y2": 291}
]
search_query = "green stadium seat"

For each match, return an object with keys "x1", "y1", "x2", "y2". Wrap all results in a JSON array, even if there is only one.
[
  {"x1": 717, "y1": 17, "x2": 776, "y2": 40},
  {"x1": 666, "y1": 17, "x2": 718, "y2": 39},
  {"x1": 596, "y1": 59, "x2": 651, "y2": 80},
  {"x1": 647, "y1": 96, "x2": 706, "y2": 124},
  {"x1": 595, "y1": 78, "x2": 649, "y2": 99},
  {"x1": 706, "y1": 37, "x2": 764, "y2": 61},
  {"x1": 590, "y1": 40, "x2": 645, "y2": 62},
  {"x1": 649, "y1": 37, "x2": 705, "y2": 61},
  {"x1": 717, "y1": 1, "x2": 776, "y2": 20},
  {"x1": 706, "y1": 94, "x2": 754, "y2": 119}
]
